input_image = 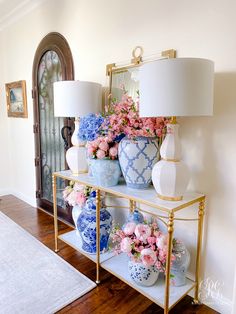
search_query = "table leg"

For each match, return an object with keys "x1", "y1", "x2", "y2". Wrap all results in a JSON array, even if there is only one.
[
  {"x1": 193, "y1": 199, "x2": 205, "y2": 304},
  {"x1": 52, "y1": 174, "x2": 59, "y2": 253},
  {"x1": 164, "y1": 211, "x2": 174, "y2": 314},
  {"x1": 96, "y1": 189, "x2": 101, "y2": 284},
  {"x1": 129, "y1": 200, "x2": 135, "y2": 213}
]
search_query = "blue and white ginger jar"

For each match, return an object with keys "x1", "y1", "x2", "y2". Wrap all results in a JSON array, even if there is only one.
[
  {"x1": 128, "y1": 260, "x2": 159, "y2": 286},
  {"x1": 123, "y1": 209, "x2": 144, "y2": 230},
  {"x1": 77, "y1": 193, "x2": 112, "y2": 254},
  {"x1": 127, "y1": 209, "x2": 144, "y2": 224},
  {"x1": 90, "y1": 159, "x2": 121, "y2": 187},
  {"x1": 118, "y1": 136, "x2": 159, "y2": 189}
]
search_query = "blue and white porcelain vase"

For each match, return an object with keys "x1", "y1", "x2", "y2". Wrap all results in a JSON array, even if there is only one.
[
  {"x1": 123, "y1": 209, "x2": 144, "y2": 230},
  {"x1": 128, "y1": 261, "x2": 159, "y2": 286},
  {"x1": 87, "y1": 157, "x2": 94, "y2": 177},
  {"x1": 118, "y1": 136, "x2": 159, "y2": 189},
  {"x1": 127, "y1": 209, "x2": 144, "y2": 224},
  {"x1": 170, "y1": 241, "x2": 190, "y2": 286},
  {"x1": 90, "y1": 159, "x2": 121, "y2": 187},
  {"x1": 77, "y1": 194, "x2": 112, "y2": 254},
  {"x1": 72, "y1": 205, "x2": 82, "y2": 236}
]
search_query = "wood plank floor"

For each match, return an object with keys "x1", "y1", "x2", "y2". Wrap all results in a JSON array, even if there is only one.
[{"x1": 0, "y1": 195, "x2": 219, "y2": 314}]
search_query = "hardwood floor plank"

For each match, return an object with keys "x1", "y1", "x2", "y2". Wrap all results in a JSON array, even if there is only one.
[{"x1": 0, "y1": 195, "x2": 219, "y2": 314}]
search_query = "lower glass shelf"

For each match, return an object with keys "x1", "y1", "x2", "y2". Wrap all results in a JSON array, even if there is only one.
[
  {"x1": 59, "y1": 230, "x2": 196, "y2": 310},
  {"x1": 58, "y1": 230, "x2": 114, "y2": 263},
  {"x1": 101, "y1": 253, "x2": 196, "y2": 310}
]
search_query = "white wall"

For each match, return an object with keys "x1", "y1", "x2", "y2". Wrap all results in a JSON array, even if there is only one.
[
  {"x1": 0, "y1": 32, "x2": 11, "y2": 195},
  {"x1": 233, "y1": 268, "x2": 236, "y2": 314},
  {"x1": 0, "y1": 0, "x2": 235, "y2": 312}
]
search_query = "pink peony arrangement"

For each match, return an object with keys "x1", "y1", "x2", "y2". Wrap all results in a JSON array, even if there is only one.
[
  {"x1": 87, "y1": 135, "x2": 118, "y2": 160},
  {"x1": 63, "y1": 181, "x2": 95, "y2": 206},
  {"x1": 103, "y1": 93, "x2": 169, "y2": 140},
  {"x1": 111, "y1": 221, "x2": 175, "y2": 272}
]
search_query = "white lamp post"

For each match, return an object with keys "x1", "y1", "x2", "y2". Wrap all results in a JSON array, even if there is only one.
[
  {"x1": 53, "y1": 80, "x2": 102, "y2": 175},
  {"x1": 139, "y1": 58, "x2": 214, "y2": 201}
]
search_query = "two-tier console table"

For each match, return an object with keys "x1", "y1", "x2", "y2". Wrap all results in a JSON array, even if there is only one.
[{"x1": 52, "y1": 170, "x2": 205, "y2": 314}]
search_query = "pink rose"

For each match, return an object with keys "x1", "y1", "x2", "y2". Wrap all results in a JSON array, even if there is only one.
[
  {"x1": 156, "y1": 234, "x2": 168, "y2": 250},
  {"x1": 135, "y1": 245, "x2": 144, "y2": 252},
  {"x1": 147, "y1": 236, "x2": 156, "y2": 245},
  {"x1": 155, "y1": 260, "x2": 163, "y2": 271},
  {"x1": 87, "y1": 145, "x2": 95, "y2": 155},
  {"x1": 66, "y1": 190, "x2": 77, "y2": 206},
  {"x1": 134, "y1": 224, "x2": 151, "y2": 243},
  {"x1": 120, "y1": 237, "x2": 133, "y2": 253},
  {"x1": 156, "y1": 129, "x2": 163, "y2": 137},
  {"x1": 62, "y1": 187, "x2": 71, "y2": 200},
  {"x1": 116, "y1": 229, "x2": 126, "y2": 239},
  {"x1": 73, "y1": 183, "x2": 84, "y2": 191},
  {"x1": 158, "y1": 249, "x2": 167, "y2": 262},
  {"x1": 76, "y1": 192, "x2": 86, "y2": 205},
  {"x1": 109, "y1": 147, "x2": 118, "y2": 158},
  {"x1": 141, "y1": 248, "x2": 157, "y2": 266},
  {"x1": 96, "y1": 149, "x2": 106, "y2": 159},
  {"x1": 99, "y1": 141, "x2": 109, "y2": 152},
  {"x1": 123, "y1": 222, "x2": 136, "y2": 235}
]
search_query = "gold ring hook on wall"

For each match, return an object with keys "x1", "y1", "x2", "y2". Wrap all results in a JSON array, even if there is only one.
[{"x1": 131, "y1": 46, "x2": 144, "y2": 65}]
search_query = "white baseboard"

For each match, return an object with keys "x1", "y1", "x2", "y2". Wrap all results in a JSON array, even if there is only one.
[
  {"x1": 0, "y1": 189, "x2": 12, "y2": 196},
  {"x1": 201, "y1": 290, "x2": 232, "y2": 314},
  {"x1": 0, "y1": 190, "x2": 36, "y2": 207},
  {"x1": 232, "y1": 269, "x2": 236, "y2": 314},
  {"x1": 12, "y1": 190, "x2": 37, "y2": 207},
  {"x1": 186, "y1": 273, "x2": 233, "y2": 314}
]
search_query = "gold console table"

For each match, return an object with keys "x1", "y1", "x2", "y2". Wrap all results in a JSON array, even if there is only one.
[{"x1": 52, "y1": 170, "x2": 205, "y2": 314}]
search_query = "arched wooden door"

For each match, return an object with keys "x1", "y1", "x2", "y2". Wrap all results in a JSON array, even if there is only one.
[{"x1": 32, "y1": 32, "x2": 74, "y2": 223}]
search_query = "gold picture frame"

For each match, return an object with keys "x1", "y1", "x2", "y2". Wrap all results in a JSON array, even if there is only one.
[{"x1": 5, "y1": 80, "x2": 28, "y2": 118}]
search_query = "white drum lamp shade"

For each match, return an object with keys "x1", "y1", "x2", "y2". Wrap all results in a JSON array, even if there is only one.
[
  {"x1": 53, "y1": 80, "x2": 102, "y2": 117},
  {"x1": 139, "y1": 58, "x2": 214, "y2": 200},
  {"x1": 53, "y1": 80, "x2": 102, "y2": 175}
]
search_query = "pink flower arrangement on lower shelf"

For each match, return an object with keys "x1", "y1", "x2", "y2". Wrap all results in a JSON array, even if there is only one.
[
  {"x1": 62, "y1": 181, "x2": 95, "y2": 206},
  {"x1": 111, "y1": 221, "x2": 175, "y2": 272}
]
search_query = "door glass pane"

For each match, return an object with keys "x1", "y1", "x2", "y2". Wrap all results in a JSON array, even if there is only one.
[{"x1": 38, "y1": 50, "x2": 65, "y2": 206}]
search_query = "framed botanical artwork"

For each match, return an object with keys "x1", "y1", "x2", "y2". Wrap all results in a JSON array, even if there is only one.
[{"x1": 5, "y1": 80, "x2": 28, "y2": 118}]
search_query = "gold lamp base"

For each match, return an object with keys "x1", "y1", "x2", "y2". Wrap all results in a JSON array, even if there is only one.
[
  {"x1": 71, "y1": 169, "x2": 88, "y2": 176},
  {"x1": 157, "y1": 193, "x2": 183, "y2": 202}
]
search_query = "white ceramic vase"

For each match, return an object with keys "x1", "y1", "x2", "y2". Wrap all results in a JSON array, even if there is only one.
[
  {"x1": 152, "y1": 124, "x2": 189, "y2": 200},
  {"x1": 128, "y1": 260, "x2": 159, "y2": 286},
  {"x1": 72, "y1": 205, "x2": 82, "y2": 236}
]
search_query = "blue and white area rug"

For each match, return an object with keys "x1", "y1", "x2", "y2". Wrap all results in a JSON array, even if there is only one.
[{"x1": 0, "y1": 212, "x2": 96, "y2": 314}]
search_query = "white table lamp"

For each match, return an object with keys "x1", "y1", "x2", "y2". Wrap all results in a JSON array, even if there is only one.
[
  {"x1": 53, "y1": 80, "x2": 102, "y2": 175},
  {"x1": 139, "y1": 58, "x2": 214, "y2": 201}
]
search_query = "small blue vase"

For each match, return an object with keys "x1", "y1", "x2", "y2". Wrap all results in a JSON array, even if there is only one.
[
  {"x1": 123, "y1": 209, "x2": 144, "y2": 231},
  {"x1": 90, "y1": 159, "x2": 121, "y2": 187},
  {"x1": 77, "y1": 194, "x2": 112, "y2": 254},
  {"x1": 118, "y1": 136, "x2": 159, "y2": 189},
  {"x1": 127, "y1": 209, "x2": 144, "y2": 224}
]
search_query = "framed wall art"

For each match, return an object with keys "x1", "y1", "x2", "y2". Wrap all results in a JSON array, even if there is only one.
[{"x1": 5, "y1": 80, "x2": 28, "y2": 118}]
